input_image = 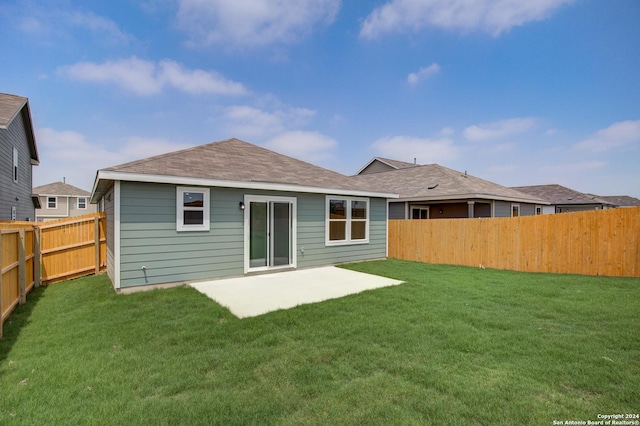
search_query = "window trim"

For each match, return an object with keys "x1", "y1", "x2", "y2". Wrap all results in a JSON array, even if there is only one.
[
  {"x1": 325, "y1": 196, "x2": 370, "y2": 246},
  {"x1": 47, "y1": 196, "x2": 57, "y2": 209},
  {"x1": 176, "y1": 187, "x2": 210, "y2": 232},
  {"x1": 410, "y1": 206, "x2": 430, "y2": 219},
  {"x1": 77, "y1": 197, "x2": 87, "y2": 210},
  {"x1": 511, "y1": 203, "x2": 520, "y2": 217},
  {"x1": 12, "y1": 147, "x2": 18, "y2": 183}
]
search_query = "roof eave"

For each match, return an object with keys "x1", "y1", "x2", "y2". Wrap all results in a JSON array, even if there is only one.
[
  {"x1": 90, "y1": 170, "x2": 399, "y2": 203},
  {"x1": 395, "y1": 193, "x2": 549, "y2": 205}
]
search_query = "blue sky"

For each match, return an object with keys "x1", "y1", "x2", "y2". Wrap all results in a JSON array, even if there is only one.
[{"x1": 2, "y1": 0, "x2": 639, "y2": 198}]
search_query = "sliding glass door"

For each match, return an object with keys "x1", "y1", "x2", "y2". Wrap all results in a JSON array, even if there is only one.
[{"x1": 245, "y1": 196, "x2": 296, "y2": 272}]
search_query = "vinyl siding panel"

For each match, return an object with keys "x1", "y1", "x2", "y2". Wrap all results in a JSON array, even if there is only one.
[
  {"x1": 389, "y1": 202, "x2": 406, "y2": 219},
  {"x1": 0, "y1": 112, "x2": 35, "y2": 221},
  {"x1": 116, "y1": 182, "x2": 388, "y2": 288}
]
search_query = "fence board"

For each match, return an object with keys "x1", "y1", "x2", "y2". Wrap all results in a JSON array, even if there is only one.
[
  {"x1": 1, "y1": 213, "x2": 106, "y2": 337},
  {"x1": 389, "y1": 207, "x2": 640, "y2": 278}
]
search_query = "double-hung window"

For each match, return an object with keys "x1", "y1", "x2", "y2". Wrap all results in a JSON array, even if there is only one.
[
  {"x1": 77, "y1": 197, "x2": 87, "y2": 209},
  {"x1": 177, "y1": 187, "x2": 210, "y2": 231},
  {"x1": 326, "y1": 196, "x2": 369, "y2": 245},
  {"x1": 47, "y1": 197, "x2": 57, "y2": 209}
]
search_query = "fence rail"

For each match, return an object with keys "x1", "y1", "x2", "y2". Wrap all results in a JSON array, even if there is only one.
[
  {"x1": 388, "y1": 207, "x2": 640, "y2": 278},
  {"x1": 1, "y1": 212, "x2": 106, "y2": 338}
]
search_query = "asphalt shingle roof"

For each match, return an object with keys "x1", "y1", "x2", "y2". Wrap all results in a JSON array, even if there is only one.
[
  {"x1": 0, "y1": 93, "x2": 28, "y2": 128},
  {"x1": 352, "y1": 163, "x2": 544, "y2": 203},
  {"x1": 96, "y1": 138, "x2": 392, "y2": 197},
  {"x1": 33, "y1": 182, "x2": 91, "y2": 197},
  {"x1": 511, "y1": 184, "x2": 613, "y2": 206}
]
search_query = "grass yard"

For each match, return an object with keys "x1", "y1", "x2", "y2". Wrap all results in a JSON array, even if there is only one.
[{"x1": 1, "y1": 259, "x2": 639, "y2": 425}]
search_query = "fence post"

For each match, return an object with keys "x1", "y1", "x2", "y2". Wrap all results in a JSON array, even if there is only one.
[
  {"x1": 19, "y1": 229, "x2": 26, "y2": 304},
  {"x1": 94, "y1": 217, "x2": 100, "y2": 275},
  {"x1": 34, "y1": 227, "x2": 41, "y2": 288}
]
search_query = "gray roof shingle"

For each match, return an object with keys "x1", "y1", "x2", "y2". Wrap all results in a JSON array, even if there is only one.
[
  {"x1": 33, "y1": 182, "x2": 91, "y2": 197},
  {"x1": 93, "y1": 138, "x2": 396, "y2": 200},
  {"x1": 352, "y1": 163, "x2": 545, "y2": 203},
  {"x1": 511, "y1": 184, "x2": 614, "y2": 206}
]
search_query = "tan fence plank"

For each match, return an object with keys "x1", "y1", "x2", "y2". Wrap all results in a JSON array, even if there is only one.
[{"x1": 389, "y1": 207, "x2": 640, "y2": 278}]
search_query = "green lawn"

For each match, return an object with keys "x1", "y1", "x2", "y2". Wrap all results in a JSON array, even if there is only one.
[{"x1": 1, "y1": 260, "x2": 639, "y2": 425}]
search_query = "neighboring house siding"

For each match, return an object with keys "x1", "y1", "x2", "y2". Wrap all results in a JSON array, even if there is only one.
[
  {"x1": 494, "y1": 201, "x2": 512, "y2": 217},
  {"x1": 520, "y1": 203, "x2": 535, "y2": 216},
  {"x1": 389, "y1": 202, "x2": 406, "y2": 219},
  {"x1": 359, "y1": 161, "x2": 395, "y2": 175},
  {"x1": 117, "y1": 182, "x2": 388, "y2": 288},
  {"x1": 0, "y1": 112, "x2": 34, "y2": 221},
  {"x1": 36, "y1": 195, "x2": 97, "y2": 220}
]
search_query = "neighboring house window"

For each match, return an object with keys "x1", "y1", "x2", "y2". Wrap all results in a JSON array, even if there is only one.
[
  {"x1": 535, "y1": 206, "x2": 542, "y2": 215},
  {"x1": 77, "y1": 197, "x2": 87, "y2": 209},
  {"x1": 411, "y1": 206, "x2": 429, "y2": 219},
  {"x1": 13, "y1": 147, "x2": 18, "y2": 183},
  {"x1": 511, "y1": 204, "x2": 520, "y2": 217},
  {"x1": 326, "y1": 196, "x2": 369, "y2": 245},
  {"x1": 47, "y1": 197, "x2": 57, "y2": 209},
  {"x1": 176, "y1": 187, "x2": 210, "y2": 231}
]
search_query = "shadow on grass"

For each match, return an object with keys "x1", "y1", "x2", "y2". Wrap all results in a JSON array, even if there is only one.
[{"x1": 0, "y1": 284, "x2": 48, "y2": 363}]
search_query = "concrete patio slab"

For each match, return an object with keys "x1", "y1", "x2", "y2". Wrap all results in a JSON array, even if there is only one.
[{"x1": 189, "y1": 266, "x2": 404, "y2": 318}]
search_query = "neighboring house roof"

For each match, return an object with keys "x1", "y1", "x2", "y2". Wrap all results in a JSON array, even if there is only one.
[
  {"x1": 91, "y1": 138, "x2": 398, "y2": 203},
  {"x1": 33, "y1": 182, "x2": 91, "y2": 197},
  {"x1": 511, "y1": 184, "x2": 615, "y2": 206},
  {"x1": 352, "y1": 163, "x2": 546, "y2": 204},
  {"x1": 590, "y1": 195, "x2": 640, "y2": 207},
  {"x1": 356, "y1": 157, "x2": 417, "y2": 175},
  {"x1": 0, "y1": 93, "x2": 39, "y2": 165}
]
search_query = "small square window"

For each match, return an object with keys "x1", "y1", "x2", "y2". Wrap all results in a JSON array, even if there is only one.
[
  {"x1": 77, "y1": 198, "x2": 87, "y2": 209},
  {"x1": 47, "y1": 197, "x2": 57, "y2": 209},
  {"x1": 177, "y1": 187, "x2": 210, "y2": 231}
]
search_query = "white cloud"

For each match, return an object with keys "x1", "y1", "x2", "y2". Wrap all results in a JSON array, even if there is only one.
[
  {"x1": 464, "y1": 117, "x2": 536, "y2": 141},
  {"x1": 60, "y1": 57, "x2": 248, "y2": 96},
  {"x1": 264, "y1": 131, "x2": 337, "y2": 163},
  {"x1": 224, "y1": 105, "x2": 315, "y2": 139},
  {"x1": 33, "y1": 128, "x2": 193, "y2": 190},
  {"x1": 176, "y1": 0, "x2": 341, "y2": 48},
  {"x1": 360, "y1": 0, "x2": 574, "y2": 39},
  {"x1": 407, "y1": 63, "x2": 440, "y2": 86},
  {"x1": 14, "y1": 7, "x2": 132, "y2": 44},
  {"x1": 370, "y1": 136, "x2": 458, "y2": 164},
  {"x1": 573, "y1": 119, "x2": 640, "y2": 152}
]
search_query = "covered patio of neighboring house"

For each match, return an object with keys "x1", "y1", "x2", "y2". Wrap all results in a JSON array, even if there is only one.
[{"x1": 353, "y1": 158, "x2": 547, "y2": 219}]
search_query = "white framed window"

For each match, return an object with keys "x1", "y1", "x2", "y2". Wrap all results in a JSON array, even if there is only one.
[
  {"x1": 511, "y1": 204, "x2": 520, "y2": 217},
  {"x1": 13, "y1": 147, "x2": 18, "y2": 183},
  {"x1": 411, "y1": 206, "x2": 429, "y2": 219},
  {"x1": 47, "y1": 197, "x2": 57, "y2": 209},
  {"x1": 77, "y1": 197, "x2": 87, "y2": 209},
  {"x1": 326, "y1": 196, "x2": 369, "y2": 246},
  {"x1": 177, "y1": 187, "x2": 210, "y2": 232}
]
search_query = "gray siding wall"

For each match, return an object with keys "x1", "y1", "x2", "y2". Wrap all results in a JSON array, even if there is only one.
[
  {"x1": 495, "y1": 201, "x2": 537, "y2": 217},
  {"x1": 0, "y1": 113, "x2": 35, "y2": 221},
  {"x1": 389, "y1": 202, "x2": 406, "y2": 219},
  {"x1": 117, "y1": 182, "x2": 388, "y2": 288}
]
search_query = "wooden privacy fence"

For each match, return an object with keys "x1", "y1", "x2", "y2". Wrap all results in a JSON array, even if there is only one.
[
  {"x1": 388, "y1": 207, "x2": 640, "y2": 278},
  {"x1": 1, "y1": 212, "x2": 106, "y2": 338}
]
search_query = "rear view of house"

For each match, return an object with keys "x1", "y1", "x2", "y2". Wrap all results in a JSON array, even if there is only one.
[
  {"x1": 90, "y1": 138, "x2": 397, "y2": 291},
  {"x1": 0, "y1": 93, "x2": 40, "y2": 221}
]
